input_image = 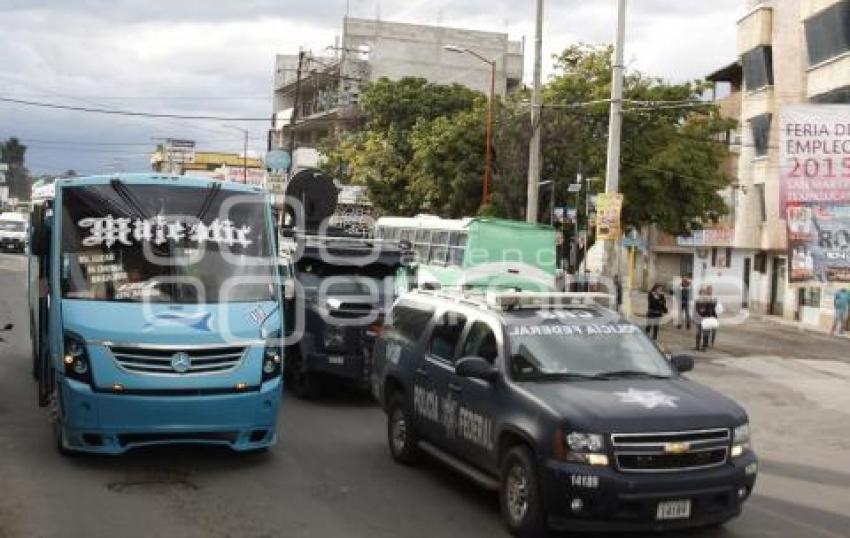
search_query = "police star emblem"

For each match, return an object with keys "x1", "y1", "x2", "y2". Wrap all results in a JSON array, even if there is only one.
[{"x1": 614, "y1": 388, "x2": 679, "y2": 409}]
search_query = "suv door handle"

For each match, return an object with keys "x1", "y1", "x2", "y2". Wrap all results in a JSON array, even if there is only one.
[
  {"x1": 448, "y1": 383, "x2": 462, "y2": 393},
  {"x1": 415, "y1": 367, "x2": 429, "y2": 378}
]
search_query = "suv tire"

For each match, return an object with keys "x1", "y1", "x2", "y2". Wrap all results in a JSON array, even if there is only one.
[
  {"x1": 500, "y1": 446, "x2": 546, "y2": 538},
  {"x1": 387, "y1": 395, "x2": 419, "y2": 464},
  {"x1": 286, "y1": 349, "x2": 320, "y2": 400}
]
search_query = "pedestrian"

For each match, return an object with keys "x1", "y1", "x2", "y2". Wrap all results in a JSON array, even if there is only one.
[
  {"x1": 646, "y1": 284, "x2": 667, "y2": 341},
  {"x1": 613, "y1": 274, "x2": 623, "y2": 313},
  {"x1": 694, "y1": 286, "x2": 718, "y2": 351},
  {"x1": 677, "y1": 275, "x2": 692, "y2": 330},
  {"x1": 832, "y1": 288, "x2": 850, "y2": 336}
]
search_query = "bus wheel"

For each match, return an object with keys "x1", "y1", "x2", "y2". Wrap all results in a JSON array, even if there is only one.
[
  {"x1": 48, "y1": 380, "x2": 72, "y2": 456},
  {"x1": 287, "y1": 351, "x2": 320, "y2": 400}
]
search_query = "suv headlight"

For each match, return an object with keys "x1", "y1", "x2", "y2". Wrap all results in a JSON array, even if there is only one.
[
  {"x1": 731, "y1": 423, "x2": 751, "y2": 458},
  {"x1": 63, "y1": 332, "x2": 92, "y2": 384},
  {"x1": 323, "y1": 324, "x2": 346, "y2": 350},
  {"x1": 560, "y1": 431, "x2": 609, "y2": 466}
]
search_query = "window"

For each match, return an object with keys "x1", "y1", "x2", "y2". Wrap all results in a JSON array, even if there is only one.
[
  {"x1": 755, "y1": 183, "x2": 767, "y2": 223},
  {"x1": 428, "y1": 230, "x2": 450, "y2": 265},
  {"x1": 754, "y1": 252, "x2": 767, "y2": 273},
  {"x1": 798, "y1": 287, "x2": 821, "y2": 308},
  {"x1": 413, "y1": 229, "x2": 431, "y2": 262},
  {"x1": 429, "y1": 312, "x2": 467, "y2": 362},
  {"x1": 448, "y1": 232, "x2": 467, "y2": 267},
  {"x1": 749, "y1": 113, "x2": 772, "y2": 157},
  {"x1": 461, "y1": 321, "x2": 499, "y2": 364},
  {"x1": 742, "y1": 46, "x2": 774, "y2": 91},
  {"x1": 811, "y1": 85, "x2": 850, "y2": 104},
  {"x1": 391, "y1": 302, "x2": 434, "y2": 343},
  {"x1": 805, "y1": 1, "x2": 850, "y2": 66}
]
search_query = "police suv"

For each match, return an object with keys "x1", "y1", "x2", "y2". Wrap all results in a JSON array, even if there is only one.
[{"x1": 372, "y1": 290, "x2": 757, "y2": 537}]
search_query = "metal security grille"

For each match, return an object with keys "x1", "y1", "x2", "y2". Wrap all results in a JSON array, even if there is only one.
[
  {"x1": 611, "y1": 429, "x2": 731, "y2": 473},
  {"x1": 110, "y1": 345, "x2": 246, "y2": 375}
]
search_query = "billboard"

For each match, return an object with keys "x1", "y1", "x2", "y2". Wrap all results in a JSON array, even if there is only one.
[
  {"x1": 780, "y1": 105, "x2": 850, "y2": 211},
  {"x1": 787, "y1": 205, "x2": 850, "y2": 283},
  {"x1": 595, "y1": 193, "x2": 623, "y2": 241},
  {"x1": 781, "y1": 105, "x2": 850, "y2": 283}
]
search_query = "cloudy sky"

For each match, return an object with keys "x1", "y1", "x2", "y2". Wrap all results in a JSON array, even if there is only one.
[{"x1": 0, "y1": 0, "x2": 744, "y2": 176}]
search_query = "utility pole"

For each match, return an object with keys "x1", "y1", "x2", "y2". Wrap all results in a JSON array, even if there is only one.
[
  {"x1": 242, "y1": 130, "x2": 249, "y2": 184},
  {"x1": 288, "y1": 50, "x2": 306, "y2": 177},
  {"x1": 604, "y1": 0, "x2": 627, "y2": 274},
  {"x1": 525, "y1": 0, "x2": 544, "y2": 223}
]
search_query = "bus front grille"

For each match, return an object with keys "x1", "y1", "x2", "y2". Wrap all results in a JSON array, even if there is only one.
[{"x1": 109, "y1": 345, "x2": 246, "y2": 375}]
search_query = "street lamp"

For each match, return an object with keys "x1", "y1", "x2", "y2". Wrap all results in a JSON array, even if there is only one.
[
  {"x1": 222, "y1": 125, "x2": 250, "y2": 184},
  {"x1": 443, "y1": 44, "x2": 496, "y2": 207}
]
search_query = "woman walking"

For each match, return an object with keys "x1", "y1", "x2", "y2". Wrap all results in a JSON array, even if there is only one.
[
  {"x1": 646, "y1": 284, "x2": 667, "y2": 341},
  {"x1": 694, "y1": 286, "x2": 718, "y2": 351}
]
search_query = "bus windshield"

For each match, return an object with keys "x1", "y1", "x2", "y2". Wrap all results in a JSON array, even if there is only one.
[{"x1": 60, "y1": 183, "x2": 275, "y2": 304}]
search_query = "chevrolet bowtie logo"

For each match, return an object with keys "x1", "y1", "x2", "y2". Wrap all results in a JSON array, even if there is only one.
[{"x1": 664, "y1": 442, "x2": 691, "y2": 455}]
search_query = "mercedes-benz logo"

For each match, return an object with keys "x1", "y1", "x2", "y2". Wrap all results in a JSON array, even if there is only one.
[{"x1": 170, "y1": 352, "x2": 192, "y2": 374}]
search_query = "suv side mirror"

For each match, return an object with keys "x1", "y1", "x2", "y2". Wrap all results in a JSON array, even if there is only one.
[
  {"x1": 455, "y1": 357, "x2": 498, "y2": 382},
  {"x1": 671, "y1": 354, "x2": 695, "y2": 373}
]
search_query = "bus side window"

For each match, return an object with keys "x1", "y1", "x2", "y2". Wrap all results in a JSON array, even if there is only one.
[{"x1": 448, "y1": 232, "x2": 467, "y2": 267}]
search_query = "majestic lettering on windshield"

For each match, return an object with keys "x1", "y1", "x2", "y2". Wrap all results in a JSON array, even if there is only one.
[{"x1": 78, "y1": 215, "x2": 253, "y2": 249}]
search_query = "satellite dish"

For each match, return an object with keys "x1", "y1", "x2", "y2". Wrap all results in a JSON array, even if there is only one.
[{"x1": 284, "y1": 168, "x2": 339, "y2": 230}]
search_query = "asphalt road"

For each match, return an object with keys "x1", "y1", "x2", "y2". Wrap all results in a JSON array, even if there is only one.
[{"x1": 1, "y1": 253, "x2": 849, "y2": 538}]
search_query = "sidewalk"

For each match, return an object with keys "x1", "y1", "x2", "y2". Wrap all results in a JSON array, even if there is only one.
[{"x1": 748, "y1": 312, "x2": 850, "y2": 340}]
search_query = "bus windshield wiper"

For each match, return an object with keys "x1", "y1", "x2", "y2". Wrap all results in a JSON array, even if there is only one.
[
  {"x1": 110, "y1": 179, "x2": 149, "y2": 221},
  {"x1": 195, "y1": 181, "x2": 223, "y2": 222}
]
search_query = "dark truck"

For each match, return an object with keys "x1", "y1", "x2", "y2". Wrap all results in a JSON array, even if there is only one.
[
  {"x1": 372, "y1": 290, "x2": 757, "y2": 537},
  {"x1": 284, "y1": 236, "x2": 411, "y2": 398}
]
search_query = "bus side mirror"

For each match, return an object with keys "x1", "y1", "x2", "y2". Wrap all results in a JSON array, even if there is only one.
[
  {"x1": 671, "y1": 354, "x2": 695, "y2": 373},
  {"x1": 2, "y1": 323, "x2": 12, "y2": 331},
  {"x1": 283, "y1": 278, "x2": 296, "y2": 300}
]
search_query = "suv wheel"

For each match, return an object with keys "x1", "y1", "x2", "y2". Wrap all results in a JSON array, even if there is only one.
[
  {"x1": 387, "y1": 395, "x2": 419, "y2": 464},
  {"x1": 287, "y1": 350, "x2": 320, "y2": 399},
  {"x1": 500, "y1": 446, "x2": 546, "y2": 538}
]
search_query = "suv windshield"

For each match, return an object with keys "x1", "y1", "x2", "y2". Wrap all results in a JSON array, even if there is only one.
[
  {"x1": 60, "y1": 184, "x2": 275, "y2": 303},
  {"x1": 0, "y1": 221, "x2": 25, "y2": 232},
  {"x1": 506, "y1": 311, "x2": 674, "y2": 381}
]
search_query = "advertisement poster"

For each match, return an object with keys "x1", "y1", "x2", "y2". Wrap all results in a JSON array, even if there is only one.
[
  {"x1": 595, "y1": 193, "x2": 623, "y2": 241},
  {"x1": 781, "y1": 105, "x2": 850, "y2": 283},
  {"x1": 780, "y1": 105, "x2": 850, "y2": 212},
  {"x1": 787, "y1": 205, "x2": 850, "y2": 283}
]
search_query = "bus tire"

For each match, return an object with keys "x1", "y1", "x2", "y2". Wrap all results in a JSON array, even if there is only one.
[{"x1": 48, "y1": 381, "x2": 72, "y2": 457}]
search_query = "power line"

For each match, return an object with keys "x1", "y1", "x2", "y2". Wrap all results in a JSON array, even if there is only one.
[{"x1": 0, "y1": 96, "x2": 271, "y2": 122}]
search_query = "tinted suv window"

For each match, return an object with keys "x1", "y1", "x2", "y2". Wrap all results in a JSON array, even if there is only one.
[
  {"x1": 391, "y1": 301, "x2": 434, "y2": 343},
  {"x1": 462, "y1": 321, "x2": 499, "y2": 364},
  {"x1": 429, "y1": 311, "x2": 466, "y2": 362}
]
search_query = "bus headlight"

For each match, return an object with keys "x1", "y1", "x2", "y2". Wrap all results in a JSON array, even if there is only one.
[
  {"x1": 64, "y1": 333, "x2": 92, "y2": 384},
  {"x1": 731, "y1": 423, "x2": 751, "y2": 458},
  {"x1": 262, "y1": 341, "x2": 283, "y2": 382}
]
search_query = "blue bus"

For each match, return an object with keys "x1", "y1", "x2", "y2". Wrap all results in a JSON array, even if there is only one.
[{"x1": 29, "y1": 174, "x2": 284, "y2": 454}]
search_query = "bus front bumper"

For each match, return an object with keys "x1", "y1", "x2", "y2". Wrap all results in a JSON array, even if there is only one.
[{"x1": 58, "y1": 377, "x2": 282, "y2": 454}]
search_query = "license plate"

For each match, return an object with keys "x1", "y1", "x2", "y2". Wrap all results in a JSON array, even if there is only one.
[
  {"x1": 327, "y1": 356, "x2": 345, "y2": 366},
  {"x1": 656, "y1": 500, "x2": 691, "y2": 520}
]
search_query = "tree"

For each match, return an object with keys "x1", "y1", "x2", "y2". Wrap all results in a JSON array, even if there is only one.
[
  {"x1": 1, "y1": 138, "x2": 32, "y2": 201},
  {"x1": 321, "y1": 77, "x2": 485, "y2": 216}
]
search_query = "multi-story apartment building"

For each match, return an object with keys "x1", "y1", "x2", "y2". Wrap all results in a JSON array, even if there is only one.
[
  {"x1": 696, "y1": 0, "x2": 850, "y2": 329},
  {"x1": 269, "y1": 17, "x2": 524, "y2": 170}
]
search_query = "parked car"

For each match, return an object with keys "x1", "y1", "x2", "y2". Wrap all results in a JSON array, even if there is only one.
[{"x1": 372, "y1": 290, "x2": 757, "y2": 537}]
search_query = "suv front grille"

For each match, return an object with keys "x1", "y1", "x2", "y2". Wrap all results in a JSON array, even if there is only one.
[
  {"x1": 110, "y1": 345, "x2": 246, "y2": 375},
  {"x1": 611, "y1": 429, "x2": 730, "y2": 473}
]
